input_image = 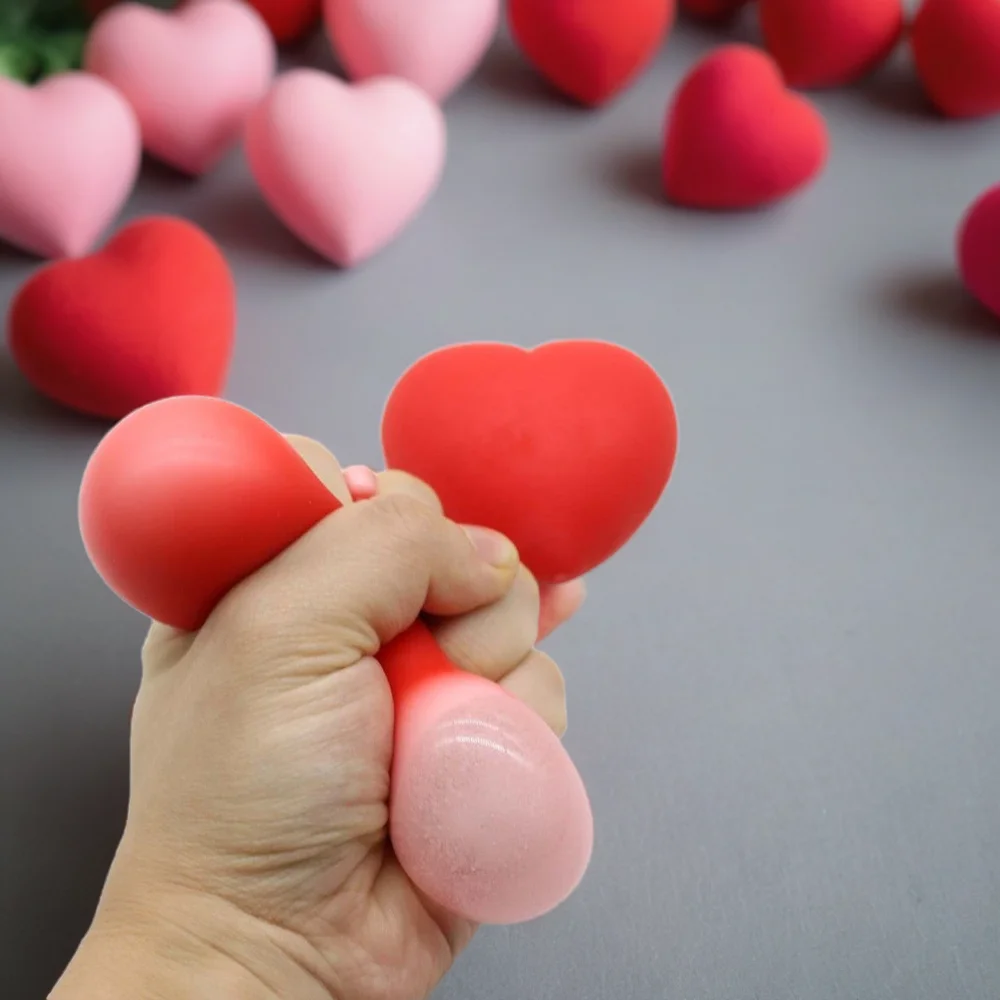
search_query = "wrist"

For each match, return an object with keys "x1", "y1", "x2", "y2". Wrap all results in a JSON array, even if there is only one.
[{"x1": 50, "y1": 872, "x2": 336, "y2": 1000}]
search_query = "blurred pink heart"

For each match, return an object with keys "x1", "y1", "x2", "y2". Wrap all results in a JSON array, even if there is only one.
[
  {"x1": 325, "y1": 0, "x2": 499, "y2": 101},
  {"x1": 84, "y1": 0, "x2": 276, "y2": 176},
  {"x1": 0, "y1": 73, "x2": 140, "y2": 259},
  {"x1": 245, "y1": 70, "x2": 447, "y2": 267}
]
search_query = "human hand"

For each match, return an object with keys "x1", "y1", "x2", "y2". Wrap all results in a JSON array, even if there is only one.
[{"x1": 51, "y1": 436, "x2": 584, "y2": 1000}]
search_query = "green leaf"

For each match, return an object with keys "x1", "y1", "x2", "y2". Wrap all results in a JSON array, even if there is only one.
[{"x1": 0, "y1": 41, "x2": 41, "y2": 82}]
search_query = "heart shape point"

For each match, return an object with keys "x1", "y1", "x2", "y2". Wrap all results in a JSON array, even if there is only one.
[
  {"x1": 663, "y1": 44, "x2": 829, "y2": 210},
  {"x1": 8, "y1": 216, "x2": 236, "y2": 421},
  {"x1": 84, "y1": 0, "x2": 276, "y2": 175},
  {"x1": 910, "y1": 0, "x2": 1000, "y2": 119},
  {"x1": 380, "y1": 340, "x2": 678, "y2": 583},
  {"x1": 325, "y1": 0, "x2": 500, "y2": 102},
  {"x1": 245, "y1": 69, "x2": 447, "y2": 268},
  {"x1": 508, "y1": 0, "x2": 675, "y2": 107},
  {"x1": 759, "y1": 0, "x2": 904, "y2": 89},
  {"x1": 0, "y1": 72, "x2": 140, "y2": 259}
]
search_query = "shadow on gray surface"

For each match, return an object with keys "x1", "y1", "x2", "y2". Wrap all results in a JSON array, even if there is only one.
[
  {"x1": 877, "y1": 269, "x2": 1000, "y2": 340},
  {"x1": 674, "y1": 3, "x2": 762, "y2": 45},
  {"x1": 858, "y1": 60, "x2": 939, "y2": 121},
  {"x1": 476, "y1": 41, "x2": 583, "y2": 112},
  {"x1": 0, "y1": 352, "x2": 108, "y2": 437},
  {"x1": 604, "y1": 145, "x2": 666, "y2": 206}
]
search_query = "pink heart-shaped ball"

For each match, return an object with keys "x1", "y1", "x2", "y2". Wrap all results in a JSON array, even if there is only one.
[
  {"x1": 958, "y1": 182, "x2": 1000, "y2": 319},
  {"x1": 84, "y1": 0, "x2": 276, "y2": 176},
  {"x1": 324, "y1": 0, "x2": 500, "y2": 102},
  {"x1": 245, "y1": 69, "x2": 447, "y2": 267},
  {"x1": 0, "y1": 73, "x2": 140, "y2": 259}
]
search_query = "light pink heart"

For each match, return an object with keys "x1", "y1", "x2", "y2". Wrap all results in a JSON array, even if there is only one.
[
  {"x1": 245, "y1": 70, "x2": 447, "y2": 268},
  {"x1": 84, "y1": 0, "x2": 276, "y2": 176},
  {"x1": 324, "y1": 0, "x2": 500, "y2": 102},
  {"x1": 0, "y1": 73, "x2": 140, "y2": 259}
]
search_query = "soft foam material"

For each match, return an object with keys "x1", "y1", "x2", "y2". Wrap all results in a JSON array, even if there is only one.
[
  {"x1": 957, "y1": 184, "x2": 1000, "y2": 319},
  {"x1": 910, "y1": 0, "x2": 1000, "y2": 119},
  {"x1": 680, "y1": 0, "x2": 748, "y2": 19},
  {"x1": 84, "y1": 0, "x2": 276, "y2": 176},
  {"x1": 326, "y1": 0, "x2": 499, "y2": 102},
  {"x1": 759, "y1": 0, "x2": 904, "y2": 89},
  {"x1": 243, "y1": 0, "x2": 322, "y2": 44},
  {"x1": 78, "y1": 395, "x2": 594, "y2": 925},
  {"x1": 0, "y1": 72, "x2": 140, "y2": 260},
  {"x1": 8, "y1": 216, "x2": 235, "y2": 420},
  {"x1": 381, "y1": 341, "x2": 678, "y2": 584},
  {"x1": 507, "y1": 0, "x2": 675, "y2": 107},
  {"x1": 245, "y1": 70, "x2": 447, "y2": 268},
  {"x1": 663, "y1": 45, "x2": 829, "y2": 211}
]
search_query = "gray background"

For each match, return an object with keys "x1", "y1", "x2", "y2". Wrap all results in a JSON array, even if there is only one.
[{"x1": 3, "y1": 10, "x2": 999, "y2": 1000}]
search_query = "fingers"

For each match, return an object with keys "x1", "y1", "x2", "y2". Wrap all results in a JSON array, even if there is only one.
[
  {"x1": 499, "y1": 649, "x2": 568, "y2": 737},
  {"x1": 537, "y1": 579, "x2": 587, "y2": 641},
  {"x1": 283, "y1": 435, "x2": 353, "y2": 506},
  {"x1": 374, "y1": 469, "x2": 443, "y2": 512}
]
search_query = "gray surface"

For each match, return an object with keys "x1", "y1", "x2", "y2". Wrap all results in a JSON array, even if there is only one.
[{"x1": 3, "y1": 15, "x2": 1000, "y2": 1000}]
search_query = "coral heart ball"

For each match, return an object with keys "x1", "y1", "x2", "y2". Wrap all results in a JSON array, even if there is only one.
[
  {"x1": 508, "y1": 0, "x2": 675, "y2": 106},
  {"x1": 7, "y1": 217, "x2": 236, "y2": 420},
  {"x1": 663, "y1": 45, "x2": 829, "y2": 210},
  {"x1": 381, "y1": 340, "x2": 678, "y2": 583}
]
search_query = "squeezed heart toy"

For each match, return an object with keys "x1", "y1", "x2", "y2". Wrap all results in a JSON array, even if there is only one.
[
  {"x1": 663, "y1": 45, "x2": 829, "y2": 210},
  {"x1": 679, "y1": 0, "x2": 748, "y2": 18},
  {"x1": 507, "y1": 0, "x2": 675, "y2": 107},
  {"x1": 910, "y1": 0, "x2": 1000, "y2": 119},
  {"x1": 78, "y1": 395, "x2": 594, "y2": 925},
  {"x1": 381, "y1": 341, "x2": 678, "y2": 584},
  {"x1": 244, "y1": 0, "x2": 322, "y2": 43},
  {"x1": 0, "y1": 72, "x2": 140, "y2": 260},
  {"x1": 324, "y1": 0, "x2": 500, "y2": 102},
  {"x1": 245, "y1": 70, "x2": 447, "y2": 267},
  {"x1": 84, "y1": 0, "x2": 276, "y2": 175},
  {"x1": 8, "y1": 217, "x2": 235, "y2": 420},
  {"x1": 759, "y1": 0, "x2": 904, "y2": 89},
  {"x1": 957, "y1": 183, "x2": 1000, "y2": 320}
]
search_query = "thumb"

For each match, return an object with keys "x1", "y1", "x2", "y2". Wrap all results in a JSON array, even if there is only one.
[{"x1": 198, "y1": 491, "x2": 521, "y2": 676}]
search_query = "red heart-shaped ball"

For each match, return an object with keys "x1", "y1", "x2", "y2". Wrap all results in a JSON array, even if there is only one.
[
  {"x1": 663, "y1": 44, "x2": 829, "y2": 210},
  {"x1": 8, "y1": 216, "x2": 235, "y2": 420},
  {"x1": 680, "y1": 0, "x2": 748, "y2": 20},
  {"x1": 911, "y1": 0, "x2": 1000, "y2": 119},
  {"x1": 243, "y1": 0, "x2": 322, "y2": 44},
  {"x1": 79, "y1": 395, "x2": 342, "y2": 631},
  {"x1": 380, "y1": 341, "x2": 678, "y2": 583},
  {"x1": 759, "y1": 0, "x2": 904, "y2": 88},
  {"x1": 508, "y1": 0, "x2": 675, "y2": 107},
  {"x1": 957, "y1": 183, "x2": 1000, "y2": 320}
]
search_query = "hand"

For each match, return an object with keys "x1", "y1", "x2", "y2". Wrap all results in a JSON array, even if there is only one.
[{"x1": 51, "y1": 436, "x2": 585, "y2": 1000}]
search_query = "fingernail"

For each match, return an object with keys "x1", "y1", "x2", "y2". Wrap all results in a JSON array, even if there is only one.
[
  {"x1": 344, "y1": 465, "x2": 378, "y2": 502},
  {"x1": 464, "y1": 526, "x2": 518, "y2": 568}
]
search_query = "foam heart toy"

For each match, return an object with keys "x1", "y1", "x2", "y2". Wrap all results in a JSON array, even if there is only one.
[
  {"x1": 84, "y1": 0, "x2": 276, "y2": 176},
  {"x1": 759, "y1": 0, "x2": 904, "y2": 89},
  {"x1": 381, "y1": 341, "x2": 678, "y2": 583},
  {"x1": 245, "y1": 70, "x2": 447, "y2": 267},
  {"x1": 0, "y1": 73, "x2": 140, "y2": 259},
  {"x1": 910, "y1": 0, "x2": 1000, "y2": 119},
  {"x1": 663, "y1": 45, "x2": 829, "y2": 211},
  {"x1": 243, "y1": 0, "x2": 323, "y2": 43},
  {"x1": 957, "y1": 183, "x2": 1000, "y2": 319},
  {"x1": 325, "y1": 0, "x2": 500, "y2": 102},
  {"x1": 507, "y1": 0, "x2": 675, "y2": 107},
  {"x1": 8, "y1": 216, "x2": 235, "y2": 420},
  {"x1": 679, "y1": 0, "x2": 748, "y2": 19},
  {"x1": 79, "y1": 395, "x2": 594, "y2": 925}
]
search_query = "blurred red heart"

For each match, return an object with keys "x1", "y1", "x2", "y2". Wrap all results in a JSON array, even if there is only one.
[
  {"x1": 507, "y1": 0, "x2": 675, "y2": 106},
  {"x1": 242, "y1": 0, "x2": 322, "y2": 44},
  {"x1": 381, "y1": 340, "x2": 678, "y2": 583},
  {"x1": 759, "y1": 0, "x2": 904, "y2": 89},
  {"x1": 910, "y1": 0, "x2": 1000, "y2": 119},
  {"x1": 957, "y1": 183, "x2": 1000, "y2": 319},
  {"x1": 663, "y1": 45, "x2": 828, "y2": 210},
  {"x1": 79, "y1": 395, "x2": 342, "y2": 631},
  {"x1": 7, "y1": 216, "x2": 235, "y2": 420}
]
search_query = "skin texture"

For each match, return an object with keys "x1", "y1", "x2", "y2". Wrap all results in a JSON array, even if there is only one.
[{"x1": 49, "y1": 437, "x2": 584, "y2": 1000}]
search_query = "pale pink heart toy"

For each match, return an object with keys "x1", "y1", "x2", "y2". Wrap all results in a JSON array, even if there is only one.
[
  {"x1": 84, "y1": 0, "x2": 276, "y2": 176},
  {"x1": 324, "y1": 0, "x2": 500, "y2": 102},
  {"x1": 0, "y1": 73, "x2": 140, "y2": 259},
  {"x1": 245, "y1": 70, "x2": 447, "y2": 267}
]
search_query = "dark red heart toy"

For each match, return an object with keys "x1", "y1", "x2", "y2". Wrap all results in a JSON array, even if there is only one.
[
  {"x1": 381, "y1": 340, "x2": 678, "y2": 583},
  {"x1": 8, "y1": 216, "x2": 235, "y2": 420}
]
